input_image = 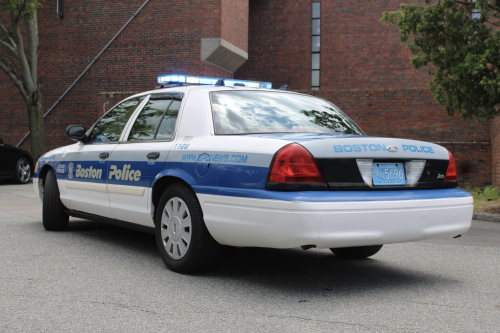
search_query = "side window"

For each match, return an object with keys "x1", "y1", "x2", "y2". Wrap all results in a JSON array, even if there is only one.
[
  {"x1": 89, "y1": 97, "x2": 145, "y2": 142},
  {"x1": 156, "y1": 100, "x2": 181, "y2": 140},
  {"x1": 128, "y1": 98, "x2": 181, "y2": 141}
]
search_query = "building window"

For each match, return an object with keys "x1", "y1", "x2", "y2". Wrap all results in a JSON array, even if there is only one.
[
  {"x1": 311, "y1": 2, "x2": 320, "y2": 90},
  {"x1": 57, "y1": 0, "x2": 64, "y2": 19},
  {"x1": 472, "y1": 0, "x2": 481, "y2": 19}
]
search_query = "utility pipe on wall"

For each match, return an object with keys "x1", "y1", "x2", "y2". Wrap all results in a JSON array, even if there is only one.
[{"x1": 17, "y1": 0, "x2": 151, "y2": 147}]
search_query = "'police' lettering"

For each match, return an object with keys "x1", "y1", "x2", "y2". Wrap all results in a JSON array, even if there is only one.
[
  {"x1": 109, "y1": 165, "x2": 141, "y2": 181},
  {"x1": 334, "y1": 143, "x2": 436, "y2": 154}
]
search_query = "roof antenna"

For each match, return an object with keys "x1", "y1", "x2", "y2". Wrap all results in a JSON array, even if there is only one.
[
  {"x1": 279, "y1": 74, "x2": 293, "y2": 90},
  {"x1": 214, "y1": 79, "x2": 225, "y2": 86}
]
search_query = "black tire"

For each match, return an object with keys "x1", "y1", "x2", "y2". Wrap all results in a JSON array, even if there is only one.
[
  {"x1": 330, "y1": 245, "x2": 383, "y2": 259},
  {"x1": 155, "y1": 183, "x2": 221, "y2": 273},
  {"x1": 42, "y1": 169, "x2": 69, "y2": 231},
  {"x1": 13, "y1": 157, "x2": 31, "y2": 184}
]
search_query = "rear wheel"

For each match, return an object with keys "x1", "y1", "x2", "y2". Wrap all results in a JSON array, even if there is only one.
[
  {"x1": 155, "y1": 183, "x2": 221, "y2": 273},
  {"x1": 13, "y1": 158, "x2": 31, "y2": 184},
  {"x1": 42, "y1": 170, "x2": 69, "y2": 231},
  {"x1": 330, "y1": 245, "x2": 383, "y2": 259}
]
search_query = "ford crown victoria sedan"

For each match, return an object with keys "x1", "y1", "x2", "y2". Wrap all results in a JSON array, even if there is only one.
[{"x1": 33, "y1": 80, "x2": 473, "y2": 273}]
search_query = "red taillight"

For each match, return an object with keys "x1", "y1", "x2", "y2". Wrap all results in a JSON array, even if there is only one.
[
  {"x1": 445, "y1": 150, "x2": 457, "y2": 182},
  {"x1": 268, "y1": 143, "x2": 325, "y2": 183}
]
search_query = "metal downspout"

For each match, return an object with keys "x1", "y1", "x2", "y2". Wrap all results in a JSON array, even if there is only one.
[{"x1": 17, "y1": 0, "x2": 151, "y2": 147}]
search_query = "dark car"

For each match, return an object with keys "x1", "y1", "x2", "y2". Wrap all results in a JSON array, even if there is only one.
[{"x1": 0, "y1": 138, "x2": 34, "y2": 184}]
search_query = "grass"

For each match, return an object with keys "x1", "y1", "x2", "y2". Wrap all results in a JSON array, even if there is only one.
[{"x1": 462, "y1": 186, "x2": 500, "y2": 214}]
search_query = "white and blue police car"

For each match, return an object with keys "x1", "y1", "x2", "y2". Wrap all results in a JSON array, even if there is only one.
[{"x1": 33, "y1": 75, "x2": 473, "y2": 273}]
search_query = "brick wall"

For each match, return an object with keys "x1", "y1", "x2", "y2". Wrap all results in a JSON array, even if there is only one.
[
  {"x1": 441, "y1": 143, "x2": 492, "y2": 187},
  {"x1": 221, "y1": 0, "x2": 249, "y2": 52},
  {"x1": 0, "y1": 0, "x2": 235, "y2": 152},
  {"x1": 234, "y1": 0, "x2": 492, "y2": 187},
  {"x1": 492, "y1": 117, "x2": 500, "y2": 187},
  {"x1": 0, "y1": 0, "x2": 494, "y2": 187}
]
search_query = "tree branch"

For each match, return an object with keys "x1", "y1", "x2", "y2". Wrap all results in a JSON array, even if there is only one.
[
  {"x1": 0, "y1": 58, "x2": 28, "y2": 102},
  {"x1": 25, "y1": 3, "x2": 37, "y2": 86},
  {"x1": 9, "y1": 8, "x2": 35, "y2": 94},
  {"x1": 1, "y1": 52, "x2": 23, "y2": 83},
  {"x1": 0, "y1": 21, "x2": 16, "y2": 48},
  {"x1": 15, "y1": 0, "x2": 28, "y2": 24},
  {"x1": 0, "y1": 38, "x2": 17, "y2": 54},
  {"x1": 0, "y1": 51, "x2": 20, "y2": 72}
]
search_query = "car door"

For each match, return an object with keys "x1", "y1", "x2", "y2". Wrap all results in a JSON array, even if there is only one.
[
  {"x1": 60, "y1": 96, "x2": 146, "y2": 218},
  {"x1": 107, "y1": 92, "x2": 183, "y2": 226}
]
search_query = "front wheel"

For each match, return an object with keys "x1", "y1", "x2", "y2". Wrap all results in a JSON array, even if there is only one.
[
  {"x1": 13, "y1": 158, "x2": 31, "y2": 184},
  {"x1": 155, "y1": 183, "x2": 221, "y2": 273},
  {"x1": 330, "y1": 245, "x2": 383, "y2": 259},
  {"x1": 42, "y1": 170, "x2": 69, "y2": 231}
]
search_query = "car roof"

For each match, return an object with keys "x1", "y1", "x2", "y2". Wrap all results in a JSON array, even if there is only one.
[{"x1": 126, "y1": 85, "x2": 313, "y2": 100}]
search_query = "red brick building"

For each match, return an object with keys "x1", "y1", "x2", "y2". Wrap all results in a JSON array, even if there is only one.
[{"x1": 0, "y1": 0, "x2": 497, "y2": 187}]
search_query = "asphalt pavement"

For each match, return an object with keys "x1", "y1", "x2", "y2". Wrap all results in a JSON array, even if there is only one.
[{"x1": 1, "y1": 181, "x2": 499, "y2": 332}]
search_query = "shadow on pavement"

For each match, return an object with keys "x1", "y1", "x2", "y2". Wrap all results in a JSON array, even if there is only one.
[{"x1": 36, "y1": 219, "x2": 457, "y2": 296}]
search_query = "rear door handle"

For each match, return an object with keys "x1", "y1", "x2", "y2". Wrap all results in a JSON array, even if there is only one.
[
  {"x1": 147, "y1": 152, "x2": 160, "y2": 160},
  {"x1": 99, "y1": 152, "x2": 110, "y2": 159}
]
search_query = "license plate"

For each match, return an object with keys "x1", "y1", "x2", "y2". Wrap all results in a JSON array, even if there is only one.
[{"x1": 373, "y1": 162, "x2": 406, "y2": 186}]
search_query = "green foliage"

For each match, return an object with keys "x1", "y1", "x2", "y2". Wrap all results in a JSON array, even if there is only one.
[
  {"x1": 465, "y1": 185, "x2": 500, "y2": 200},
  {"x1": 0, "y1": 0, "x2": 42, "y2": 20},
  {"x1": 381, "y1": 0, "x2": 500, "y2": 120}
]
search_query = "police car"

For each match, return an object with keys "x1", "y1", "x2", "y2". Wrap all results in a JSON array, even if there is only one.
[{"x1": 33, "y1": 75, "x2": 473, "y2": 273}]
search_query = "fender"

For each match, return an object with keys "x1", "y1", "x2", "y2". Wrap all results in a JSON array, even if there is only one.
[{"x1": 151, "y1": 168, "x2": 198, "y2": 188}]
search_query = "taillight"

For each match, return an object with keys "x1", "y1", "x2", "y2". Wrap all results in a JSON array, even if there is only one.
[
  {"x1": 445, "y1": 150, "x2": 457, "y2": 182},
  {"x1": 268, "y1": 143, "x2": 325, "y2": 183}
]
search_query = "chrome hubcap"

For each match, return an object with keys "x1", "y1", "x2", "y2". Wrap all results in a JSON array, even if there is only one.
[
  {"x1": 18, "y1": 160, "x2": 30, "y2": 182},
  {"x1": 161, "y1": 197, "x2": 192, "y2": 260}
]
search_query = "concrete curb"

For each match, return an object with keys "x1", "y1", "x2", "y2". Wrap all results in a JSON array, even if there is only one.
[{"x1": 473, "y1": 212, "x2": 500, "y2": 223}]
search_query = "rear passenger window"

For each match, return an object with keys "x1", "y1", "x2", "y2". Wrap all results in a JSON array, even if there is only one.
[
  {"x1": 128, "y1": 96, "x2": 181, "y2": 141},
  {"x1": 89, "y1": 97, "x2": 145, "y2": 142},
  {"x1": 156, "y1": 100, "x2": 181, "y2": 140}
]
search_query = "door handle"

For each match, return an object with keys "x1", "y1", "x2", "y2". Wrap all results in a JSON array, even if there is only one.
[
  {"x1": 99, "y1": 152, "x2": 110, "y2": 159},
  {"x1": 147, "y1": 152, "x2": 160, "y2": 160}
]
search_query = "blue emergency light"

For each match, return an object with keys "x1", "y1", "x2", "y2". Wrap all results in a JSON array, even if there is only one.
[{"x1": 157, "y1": 74, "x2": 272, "y2": 89}]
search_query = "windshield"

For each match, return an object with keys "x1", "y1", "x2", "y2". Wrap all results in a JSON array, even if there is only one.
[{"x1": 210, "y1": 91, "x2": 364, "y2": 135}]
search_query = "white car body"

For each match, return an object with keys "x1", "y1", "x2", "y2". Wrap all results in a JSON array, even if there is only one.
[{"x1": 33, "y1": 85, "x2": 473, "y2": 249}]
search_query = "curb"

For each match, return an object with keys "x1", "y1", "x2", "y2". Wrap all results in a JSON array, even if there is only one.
[{"x1": 473, "y1": 212, "x2": 500, "y2": 223}]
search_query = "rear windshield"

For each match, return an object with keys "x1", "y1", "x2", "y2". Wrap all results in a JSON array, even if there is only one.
[{"x1": 210, "y1": 91, "x2": 363, "y2": 135}]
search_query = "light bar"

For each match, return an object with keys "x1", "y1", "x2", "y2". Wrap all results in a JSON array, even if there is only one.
[{"x1": 157, "y1": 74, "x2": 272, "y2": 89}]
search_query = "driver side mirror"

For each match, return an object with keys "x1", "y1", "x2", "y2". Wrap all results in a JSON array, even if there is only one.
[
  {"x1": 0, "y1": 138, "x2": 3, "y2": 145},
  {"x1": 66, "y1": 125, "x2": 87, "y2": 142}
]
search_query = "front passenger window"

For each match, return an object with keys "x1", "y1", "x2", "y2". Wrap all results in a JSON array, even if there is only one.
[{"x1": 89, "y1": 97, "x2": 145, "y2": 142}]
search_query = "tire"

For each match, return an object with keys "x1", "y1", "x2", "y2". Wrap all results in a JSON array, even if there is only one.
[
  {"x1": 155, "y1": 183, "x2": 221, "y2": 273},
  {"x1": 13, "y1": 157, "x2": 31, "y2": 184},
  {"x1": 330, "y1": 245, "x2": 383, "y2": 259},
  {"x1": 42, "y1": 169, "x2": 69, "y2": 231}
]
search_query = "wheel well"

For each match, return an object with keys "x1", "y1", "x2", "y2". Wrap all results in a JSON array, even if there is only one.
[
  {"x1": 39, "y1": 164, "x2": 53, "y2": 185},
  {"x1": 152, "y1": 176, "x2": 192, "y2": 218}
]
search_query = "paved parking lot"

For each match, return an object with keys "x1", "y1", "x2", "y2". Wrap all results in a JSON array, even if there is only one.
[{"x1": 1, "y1": 182, "x2": 499, "y2": 332}]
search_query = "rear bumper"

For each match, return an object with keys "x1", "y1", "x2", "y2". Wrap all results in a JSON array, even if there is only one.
[{"x1": 197, "y1": 191, "x2": 473, "y2": 249}]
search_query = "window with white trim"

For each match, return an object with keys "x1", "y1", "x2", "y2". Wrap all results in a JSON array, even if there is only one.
[{"x1": 311, "y1": 2, "x2": 321, "y2": 90}]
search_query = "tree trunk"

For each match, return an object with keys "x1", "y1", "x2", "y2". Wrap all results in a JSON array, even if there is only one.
[{"x1": 27, "y1": 89, "x2": 45, "y2": 162}]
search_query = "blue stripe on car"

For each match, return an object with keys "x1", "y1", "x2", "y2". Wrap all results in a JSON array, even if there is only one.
[{"x1": 191, "y1": 187, "x2": 471, "y2": 202}]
